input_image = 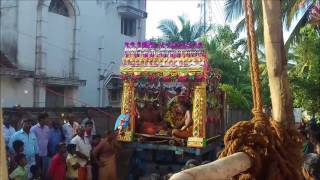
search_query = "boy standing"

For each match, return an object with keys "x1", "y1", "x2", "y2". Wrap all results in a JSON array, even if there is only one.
[
  {"x1": 9, "y1": 140, "x2": 24, "y2": 173},
  {"x1": 9, "y1": 153, "x2": 28, "y2": 180},
  {"x1": 66, "y1": 144, "x2": 80, "y2": 180}
]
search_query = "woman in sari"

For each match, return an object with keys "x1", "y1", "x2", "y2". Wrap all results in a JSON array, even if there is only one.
[{"x1": 92, "y1": 130, "x2": 121, "y2": 180}]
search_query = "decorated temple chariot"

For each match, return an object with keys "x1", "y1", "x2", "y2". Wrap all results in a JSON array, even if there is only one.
[{"x1": 115, "y1": 41, "x2": 225, "y2": 148}]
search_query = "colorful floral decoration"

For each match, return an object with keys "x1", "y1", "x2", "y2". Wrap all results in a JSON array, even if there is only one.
[{"x1": 120, "y1": 41, "x2": 219, "y2": 83}]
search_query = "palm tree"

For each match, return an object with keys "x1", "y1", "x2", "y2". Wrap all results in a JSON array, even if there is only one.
[
  {"x1": 262, "y1": 0, "x2": 297, "y2": 126},
  {"x1": 224, "y1": 0, "x2": 316, "y2": 47},
  {"x1": 225, "y1": 0, "x2": 264, "y2": 44},
  {"x1": 157, "y1": 15, "x2": 211, "y2": 42}
]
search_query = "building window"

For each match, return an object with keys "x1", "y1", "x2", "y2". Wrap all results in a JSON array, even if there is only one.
[
  {"x1": 45, "y1": 86, "x2": 64, "y2": 107},
  {"x1": 109, "y1": 89, "x2": 120, "y2": 102},
  {"x1": 49, "y1": 0, "x2": 70, "y2": 17},
  {"x1": 121, "y1": 17, "x2": 136, "y2": 36}
]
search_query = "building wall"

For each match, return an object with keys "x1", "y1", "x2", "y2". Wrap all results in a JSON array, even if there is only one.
[
  {"x1": 0, "y1": 0, "x2": 146, "y2": 107},
  {"x1": 75, "y1": 0, "x2": 146, "y2": 106},
  {"x1": 0, "y1": 0, "x2": 19, "y2": 63},
  {"x1": 0, "y1": 77, "x2": 34, "y2": 107},
  {"x1": 16, "y1": 0, "x2": 37, "y2": 71},
  {"x1": 45, "y1": 12, "x2": 73, "y2": 77}
]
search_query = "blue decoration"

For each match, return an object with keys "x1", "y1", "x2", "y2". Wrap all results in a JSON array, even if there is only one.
[{"x1": 114, "y1": 113, "x2": 130, "y2": 130}]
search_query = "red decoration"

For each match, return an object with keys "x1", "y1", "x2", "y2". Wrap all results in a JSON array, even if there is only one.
[
  {"x1": 162, "y1": 76, "x2": 171, "y2": 82},
  {"x1": 178, "y1": 76, "x2": 188, "y2": 82},
  {"x1": 195, "y1": 75, "x2": 205, "y2": 81}
]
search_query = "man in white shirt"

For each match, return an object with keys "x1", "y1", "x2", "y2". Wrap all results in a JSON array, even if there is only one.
[
  {"x1": 3, "y1": 115, "x2": 16, "y2": 146},
  {"x1": 63, "y1": 113, "x2": 81, "y2": 144},
  {"x1": 71, "y1": 127, "x2": 91, "y2": 180},
  {"x1": 81, "y1": 109, "x2": 97, "y2": 135}
]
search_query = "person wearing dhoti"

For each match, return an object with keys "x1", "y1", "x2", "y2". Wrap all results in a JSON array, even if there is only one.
[
  {"x1": 172, "y1": 102, "x2": 193, "y2": 139},
  {"x1": 93, "y1": 131, "x2": 120, "y2": 180}
]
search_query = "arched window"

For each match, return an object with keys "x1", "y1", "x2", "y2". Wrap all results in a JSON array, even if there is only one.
[{"x1": 49, "y1": 0, "x2": 70, "y2": 17}]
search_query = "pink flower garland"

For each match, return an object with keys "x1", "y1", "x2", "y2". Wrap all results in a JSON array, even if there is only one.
[{"x1": 125, "y1": 41, "x2": 204, "y2": 49}]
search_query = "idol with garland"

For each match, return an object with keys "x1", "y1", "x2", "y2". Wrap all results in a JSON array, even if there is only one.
[{"x1": 172, "y1": 101, "x2": 193, "y2": 139}]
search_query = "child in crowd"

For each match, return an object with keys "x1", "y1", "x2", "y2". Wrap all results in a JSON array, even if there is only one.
[
  {"x1": 12, "y1": 140, "x2": 24, "y2": 156},
  {"x1": 9, "y1": 153, "x2": 28, "y2": 180},
  {"x1": 48, "y1": 143, "x2": 67, "y2": 180},
  {"x1": 66, "y1": 144, "x2": 80, "y2": 180},
  {"x1": 29, "y1": 165, "x2": 41, "y2": 180},
  {"x1": 9, "y1": 140, "x2": 24, "y2": 173}
]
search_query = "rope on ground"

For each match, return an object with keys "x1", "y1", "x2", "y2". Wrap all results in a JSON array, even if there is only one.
[{"x1": 219, "y1": 0, "x2": 303, "y2": 179}]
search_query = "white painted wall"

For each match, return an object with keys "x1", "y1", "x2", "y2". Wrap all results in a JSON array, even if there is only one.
[
  {"x1": 76, "y1": 0, "x2": 146, "y2": 106},
  {"x1": 45, "y1": 12, "x2": 73, "y2": 77},
  {"x1": 0, "y1": 77, "x2": 34, "y2": 107},
  {"x1": 0, "y1": 0, "x2": 146, "y2": 107},
  {"x1": 16, "y1": 0, "x2": 37, "y2": 71}
]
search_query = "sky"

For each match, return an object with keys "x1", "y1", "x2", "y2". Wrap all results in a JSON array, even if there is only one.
[
  {"x1": 145, "y1": 0, "x2": 295, "y2": 41},
  {"x1": 146, "y1": 0, "x2": 226, "y2": 39}
]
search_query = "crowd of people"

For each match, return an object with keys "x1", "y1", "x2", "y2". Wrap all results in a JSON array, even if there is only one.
[
  {"x1": 3, "y1": 106, "x2": 320, "y2": 180},
  {"x1": 299, "y1": 118, "x2": 320, "y2": 180},
  {"x1": 3, "y1": 110, "x2": 120, "y2": 180}
]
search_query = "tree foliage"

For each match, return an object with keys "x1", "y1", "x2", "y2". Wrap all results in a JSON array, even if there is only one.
[
  {"x1": 156, "y1": 18, "x2": 273, "y2": 110},
  {"x1": 203, "y1": 25, "x2": 253, "y2": 110},
  {"x1": 157, "y1": 15, "x2": 211, "y2": 42},
  {"x1": 224, "y1": 0, "x2": 316, "y2": 47},
  {"x1": 289, "y1": 24, "x2": 320, "y2": 115}
]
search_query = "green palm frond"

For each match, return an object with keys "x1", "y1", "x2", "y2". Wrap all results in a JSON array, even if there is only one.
[
  {"x1": 225, "y1": 0, "x2": 263, "y2": 45},
  {"x1": 234, "y1": 17, "x2": 245, "y2": 35},
  {"x1": 158, "y1": 15, "x2": 210, "y2": 42},
  {"x1": 192, "y1": 23, "x2": 212, "y2": 41},
  {"x1": 224, "y1": 0, "x2": 244, "y2": 22},
  {"x1": 178, "y1": 15, "x2": 187, "y2": 27},
  {"x1": 226, "y1": 0, "x2": 315, "y2": 48},
  {"x1": 283, "y1": 0, "x2": 307, "y2": 29},
  {"x1": 285, "y1": 4, "x2": 313, "y2": 48},
  {"x1": 191, "y1": 24, "x2": 203, "y2": 41},
  {"x1": 157, "y1": 19, "x2": 180, "y2": 41},
  {"x1": 180, "y1": 20, "x2": 192, "y2": 41},
  {"x1": 282, "y1": 0, "x2": 298, "y2": 28}
]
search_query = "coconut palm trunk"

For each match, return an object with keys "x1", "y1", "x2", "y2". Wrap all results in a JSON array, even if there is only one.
[{"x1": 262, "y1": 0, "x2": 295, "y2": 126}]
